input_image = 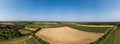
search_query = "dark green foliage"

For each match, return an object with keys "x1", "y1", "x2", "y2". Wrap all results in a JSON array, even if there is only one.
[
  {"x1": 14, "y1": 22, "x2": 33, "y2": 25},
  {"x1": 0, "y1": 24, "x2": 25, "y2": 40}
]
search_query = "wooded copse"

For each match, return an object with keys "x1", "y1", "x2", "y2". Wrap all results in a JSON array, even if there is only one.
[{"x1": 0, "y1": 24, "x2": 25, "y2": 40}]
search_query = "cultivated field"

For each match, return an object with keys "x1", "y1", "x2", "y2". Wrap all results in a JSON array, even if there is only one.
[
  {"x1": 69, "y1": 25, "x2": 109, "y2": 33},
  {"x1": 76, "y1": 24, "x2": 113, "y2": 27},
  {"x1": 35, "y1": 27, "x2": 104, "y2": 44},
  {"x1": 102, "y1": 30, "x2": 117, "y2": 44},
  {"x1": 0, "y1": 22, "x2": 117, "y2": 44}
]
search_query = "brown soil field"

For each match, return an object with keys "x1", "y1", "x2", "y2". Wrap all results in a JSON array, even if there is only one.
[{"x1": 35, "y1": 27, "x2": 104, "y2": 44}]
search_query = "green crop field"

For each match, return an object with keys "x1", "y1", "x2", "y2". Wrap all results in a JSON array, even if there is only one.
[
  {"x1": 28, "y1": 24, "x2": 66, "y2": 28},
  {"x1": 26, "y1": 38, "x2": 38, "y2": 44},
  {"x1": 26, "y1": 36, "x2": 49, "y2": 44},
  {"x1": 28, "y1": 24, "x2": 110, "y2": 33},
  {"x1": 18, "y1": 29, "x2": 32, "y2": 34},
  {"x1": 103, "y1": 30, "x2": 117, "y2": 44},
  {"x1": 68, "y1": 26, "x2": 110, "y2": 33}
]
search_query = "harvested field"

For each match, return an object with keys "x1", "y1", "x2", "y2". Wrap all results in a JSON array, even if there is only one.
[{"x1": 35, "y1": 27, "x2": 104, "y2": 44}]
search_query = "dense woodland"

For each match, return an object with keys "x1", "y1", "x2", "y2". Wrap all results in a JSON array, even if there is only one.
[{"x1": 0, "y1": 24, "x2": 25, "y2": 40}]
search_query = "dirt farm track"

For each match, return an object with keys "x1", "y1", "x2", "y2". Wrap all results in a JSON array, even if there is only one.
[{"x1": 35, "y1": 27, "x2": 104, "y2": 44}]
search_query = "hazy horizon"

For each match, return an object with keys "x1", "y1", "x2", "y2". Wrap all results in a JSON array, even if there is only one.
[{"x1": 0, "y1": 0, "x2": 120, "y2": 22}]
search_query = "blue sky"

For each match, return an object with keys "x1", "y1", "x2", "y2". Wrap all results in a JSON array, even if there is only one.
[{"x1": 0, "y1": 0, "x2": 120, "y2": 22}]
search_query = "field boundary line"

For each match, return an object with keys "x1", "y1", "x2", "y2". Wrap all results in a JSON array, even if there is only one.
[
  {"x1": 99, "y1": 26, "x2": 116, "y2": 44},
  {"x1": 114, "y1": 29, "x2": 118, "y2": 44}
]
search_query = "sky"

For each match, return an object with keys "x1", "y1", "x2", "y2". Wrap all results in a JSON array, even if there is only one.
[{"x1": 0, "y1": 0, "x2": 120, "y2": 22}]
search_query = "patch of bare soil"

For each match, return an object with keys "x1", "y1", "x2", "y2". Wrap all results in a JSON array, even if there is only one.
[
  {"x1": 35, "y1": 27, "x2": 104, "y2": 44},
  {"x1": 27, "y1": 28, "x2": 38, "y2": 31}
]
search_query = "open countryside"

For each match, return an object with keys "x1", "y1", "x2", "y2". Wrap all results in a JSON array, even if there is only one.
[
  {"x1": 0, "y1": 0, "x2": 119, "y2": 44},
  {"x1": 0, "y1": 22, "x2": 118, "y2": 44}
]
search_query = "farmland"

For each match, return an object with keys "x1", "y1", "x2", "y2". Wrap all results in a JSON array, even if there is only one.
[
  {"x1": 26, "y1": 37, "x2": 38, "y2": 44},
  {"x1": 0, "y1": 22, "x2": 118, "y2": 44},
  {"x1": 103, "y1": 30, "x2": 117, "y2": 44},
  {"x1": 69, "y1": 25, "x2": 110, "y2": 33},
  {"x1": 28, "y1": 24, "x2": 66, "y2": 28},
  {"x1": 35, "y1": 27, "x2": 105, "y2": 44}
]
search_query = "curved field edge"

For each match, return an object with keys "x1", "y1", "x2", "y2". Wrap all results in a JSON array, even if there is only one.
[{"x1": 91, "y1": 29, "x2": 117, "y2": 44}]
